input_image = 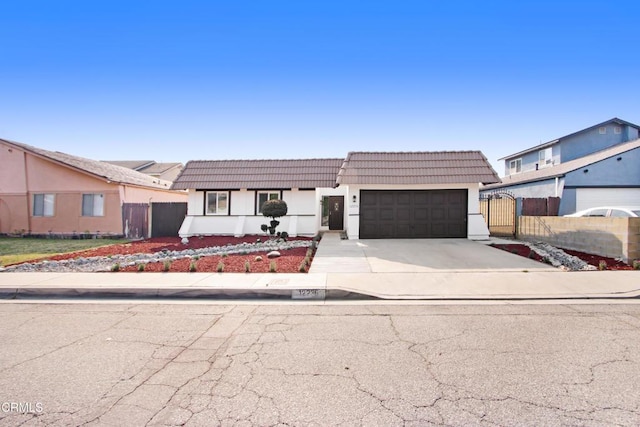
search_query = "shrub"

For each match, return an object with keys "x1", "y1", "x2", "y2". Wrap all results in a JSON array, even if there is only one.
[
  {"x1": 633, "y1": 260, "x2": 640, "y2": 270},
  {"x1": 278, "y1": 231, "x2": 289, "y2": 241},
  {"x1": 216, "y1": 261, "x2": 225, "y2": 272},
  {"x1": 269, "y1": 260, "x2": 277, "y2": 273},
  {"x1": 110, "y1": 263, "x2": 120, "y2": 272},
  {"x1": 261, "y1": 200, "x2": 288, "y2": 237},
  {"x1": 598, "y1": 260, "x2": 607, "y2": 271},
  {"x1": 189, "y1": 261, "x2": 197, "y2": 272},
  {"x1": 304, "y1": 256, "x2": 311, "y2": 266},
  {"x1": 298, "y1": 262, "x2": 306, "y2": 273},
  {"x1": 137, "y1": 263, "x2": 145, "y2": 272},
  {"x1": 244, "y1": 260, "x2": 251, "y2": 273},
  {"x1": 163, "y1": 260, "x2": 171, "y2": 272}
]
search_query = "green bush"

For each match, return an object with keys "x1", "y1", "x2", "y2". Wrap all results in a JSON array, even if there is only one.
[
  {"x1": 110, "y1": 263, "x2": 120, "y2": 272},
  {"x1": 269, "y1": 260, "x2": 277, "y2": 273},
  {"x1": 261, "y1": 200, "x2": 288, "y2": 237},
  {"x1": 262, "y1": 199, "x2": 288, "y2": 218},
  {"x1": 137, "y1": 263, "x2": 145, "y2": 272},
  {"x1": 189, "y1": 261, "x2": 197, "y2": 272},
  {"x1": 163, "y1": 260, "x2": 171, "y2": 272},
  {"x1": 216, "y1": 261, "x2": 225, "y2": 272},
  {"x1": 244, "y1": 260, "x2": 251, "y2": 272}
]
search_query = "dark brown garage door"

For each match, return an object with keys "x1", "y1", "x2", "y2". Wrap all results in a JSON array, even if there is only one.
[{"x1": 359, "y1": 190, "x2": 467, "y2": 239}]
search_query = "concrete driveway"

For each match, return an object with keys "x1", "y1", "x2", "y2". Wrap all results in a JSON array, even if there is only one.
[{"x1": 310, "y1": 234, "x2": 556, "y2": 273}]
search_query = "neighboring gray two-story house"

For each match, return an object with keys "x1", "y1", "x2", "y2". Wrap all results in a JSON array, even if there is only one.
[{"x1": 482, "y1": 118, "x2": 640, "y2": 215}]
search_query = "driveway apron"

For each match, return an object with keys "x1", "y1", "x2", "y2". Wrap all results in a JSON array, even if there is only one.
[{"x1": 310, "y1": 234, "x2": 555, "y2": 273}]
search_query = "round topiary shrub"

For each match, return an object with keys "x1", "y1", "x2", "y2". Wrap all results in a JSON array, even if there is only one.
[
  {"x1": 262, "y1": 199, "x2": 288, "y2": 218},
  {"x1": 261, "y1": 200, "x2": 288, "y2": 237}
]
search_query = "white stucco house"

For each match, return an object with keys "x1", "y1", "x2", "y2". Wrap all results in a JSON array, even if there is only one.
[{"x1": 171, "y1": 151, "x2": 500, "y2": 240}]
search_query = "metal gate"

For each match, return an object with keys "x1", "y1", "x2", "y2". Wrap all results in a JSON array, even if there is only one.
[
  {"x1": 479, "y1": 191, "x2": 516, "y2": 238},
  {"x1": 122, "y1": 203, "x2": 149, "y2": 239},
  {"x1": 151, "y1": 202, "x2": 187, "y2": 237}
]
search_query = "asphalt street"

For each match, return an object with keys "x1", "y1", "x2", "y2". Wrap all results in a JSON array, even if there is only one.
[{"x1": 1, "y1": 302, "x2": 639, "y2": 426}]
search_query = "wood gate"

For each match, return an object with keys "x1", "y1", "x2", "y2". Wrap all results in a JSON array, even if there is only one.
[
  {"x1": 151, "y1": 202, "x2": 187, "y2": 237},
  {"x1": 122, "y1": 203, "x2": 149, "y2": 239},
  {"x1": 479, "y1": 191, "x2": 516, "y2": 238}
]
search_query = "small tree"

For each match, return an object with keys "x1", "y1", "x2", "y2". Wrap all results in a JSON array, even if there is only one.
[{"x1": 260, "y1": 199, "x2": 288, "y2": 239}]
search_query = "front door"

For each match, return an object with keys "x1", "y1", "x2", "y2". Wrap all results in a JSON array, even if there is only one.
[{"x1": 328, "y1": 196, "x2": 344, "y2": 230}]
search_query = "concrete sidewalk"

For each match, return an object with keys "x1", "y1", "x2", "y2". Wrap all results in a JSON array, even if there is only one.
[
  {"x1": 0, "y1": 234, "x2": 638, "y2": 300},
  {"x1": 0, "y1": 270, "x2": 638, "y2": 301}
]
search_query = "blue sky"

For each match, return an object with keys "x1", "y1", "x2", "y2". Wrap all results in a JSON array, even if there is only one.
[{"x1": 1, "y1": 0, "x2": 639, "y2": 176}]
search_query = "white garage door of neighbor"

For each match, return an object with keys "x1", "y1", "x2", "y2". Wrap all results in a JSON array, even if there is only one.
[{"x1": 576, "y1": 188, "x2": 640, "y2": 211}]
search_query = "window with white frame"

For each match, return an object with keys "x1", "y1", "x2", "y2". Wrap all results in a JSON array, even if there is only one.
[
  {"x1": 599, "y1": 126, "x2": 607, "y2": 134},
  {"x1": 614, "y1": 126, "x2": 622, "y2": 134},
  {"x1": 509, "y1": 158, "x2": 522, "y2": 174},
  {"x1": 258, "y1": 191, "x2": 280, "y2": 214},
  {"x1": 206, "y1": 191, "x2": 228, "y2": 215},
  {"x1": 33, "y1": 194, "x2": 55, "y2": 217},
  {"x1": 538, "y1": 147, "x2": 552, "y2": 166},
  {"x1": 82, "y1": 194, "x2": 104, "y2": 216}
]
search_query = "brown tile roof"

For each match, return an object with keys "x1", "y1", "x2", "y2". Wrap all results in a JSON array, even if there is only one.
[
  {"x1": 172, "y1": 158, "x2": 345, "y2": 190},
  {"x1": 1, "y1": 139, "x2": 174, "y2": 190},
  {"x1": 336, "y1": 151, "x2": 501, "y2": 185}
]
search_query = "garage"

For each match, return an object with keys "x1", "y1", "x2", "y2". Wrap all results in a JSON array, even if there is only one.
[
  {"x1": 576, "y1": 188, "x2": 640, "y2": 211},
  {"x1": 359, "y1": 189, "x2": 468, "y2": 239}
]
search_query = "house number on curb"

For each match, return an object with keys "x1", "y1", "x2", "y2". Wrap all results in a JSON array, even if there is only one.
[{"x1": 292, "y1": 289, "x2": 325, "y2": 300}]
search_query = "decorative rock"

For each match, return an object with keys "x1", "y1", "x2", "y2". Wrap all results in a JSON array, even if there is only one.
[
  {"x1": 181, "y1": 237, "x2": 189, "y2": 245},
  {"x1": 267, "y1": 251, "x2": 281, "y2": 259},
  {"x1": 526, "y1": 242, "x2": 596, "y2": 271},
  {"x1": 4, "y1": 239, "x2": 312, "y2": 273}
]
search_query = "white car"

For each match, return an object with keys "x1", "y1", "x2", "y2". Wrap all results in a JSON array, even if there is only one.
[{"x1": 564, "y1": 206, "x2": 640, "y2": 218}]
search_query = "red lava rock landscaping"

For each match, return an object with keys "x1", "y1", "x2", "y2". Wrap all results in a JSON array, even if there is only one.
[
  {"x1": 46, "y1": 235, "x2": 283, "y2": 260},
  {"x1": 560, "y1": 248, "x2": 635, "y2": 271},
  {"x1": 119, "y1": 247, "x2": 311, "y2": 273},
  {"x1": 490, "y1": 244, "x2": 544, "y2": 263},
  {"x1": 44, "y1": 235, "x2": 315, "y2": 273},
  {"x1": 490, "y1": 243, "x2": 636, "y2": 271}
]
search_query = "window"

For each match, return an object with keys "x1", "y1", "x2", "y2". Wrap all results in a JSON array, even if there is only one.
[
  {"x1": 614, "y1": 126, "x2": 622, "y2": 134},
  {"x1": 82, "y1": 194, "x2": 104, "y2": 216},
  {"x1": 610, "y1": 209, "x2": 631, "y2": 218},
  {"x1": 321, "y1": 196, "x2": 330, "y2": 226},
  {"x1": 206, "y1": 191, "x2": 228, "y2": 215},
  {"x1": 538, "y1": 147, "x2": 552, "y2": 166},
  {"x1": 586, "y1": 208, "x2": 607, "y2": 217},
  {"x1": 257, "y1": 191, "x2": 280, "y2": 214},
  {"x1": 598, "y1": 126, "x2": 607, "y2": 134},
  {"x1": 33, "y1": 194, "x2": 54, "y2": 217},
  {"x1": 509, "y1": 158, "x2": 522, "y2": 174}
]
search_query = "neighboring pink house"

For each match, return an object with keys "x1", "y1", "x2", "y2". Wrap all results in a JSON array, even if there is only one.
[{"x1": 0, "y1": 138, "x2": 187, "y2": 238}]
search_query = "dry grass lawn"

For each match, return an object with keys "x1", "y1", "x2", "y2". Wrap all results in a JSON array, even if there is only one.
[{"x1": 0, "y1": 237, "x2": 126, "y2": 266}]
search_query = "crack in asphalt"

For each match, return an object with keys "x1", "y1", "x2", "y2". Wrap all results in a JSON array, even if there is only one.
[{"x1": 2, "y1": 304, "x2": 640, "y2": 426}]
